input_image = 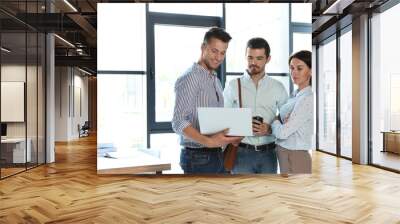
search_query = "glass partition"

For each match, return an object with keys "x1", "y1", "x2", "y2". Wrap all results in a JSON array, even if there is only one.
[
  {"x1": 1, "y1": 31, "x2": 28, "y2": 177},
  {"x1": 0, "y1": 1, "x2": 46, "y2": 178},
  {"x1": 317, "y1": 36, "x2": 337, "y2": 155},
  {"x1": 339, "y1": 29, "x2": 352, "y2": 158},
  {"x1": 371, "y1": 3, "x2": 400, "y2": 171},
  {"x1": 27, "y1": 31, "x2": 38, "y2": 169}
]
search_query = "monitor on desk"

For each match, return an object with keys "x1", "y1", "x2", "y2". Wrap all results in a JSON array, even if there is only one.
[{"x1": 1, "y1": 123, "x2": 7, "y2": 139}]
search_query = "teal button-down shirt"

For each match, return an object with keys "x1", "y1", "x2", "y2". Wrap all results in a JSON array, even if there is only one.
[{"x1": 223, "y1": 70, "x2": 288, "y2": 146}]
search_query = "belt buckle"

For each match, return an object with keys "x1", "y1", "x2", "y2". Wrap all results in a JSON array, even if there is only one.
[{"x1": 254, "y1": 145, "x2": 261, "y2": 152}]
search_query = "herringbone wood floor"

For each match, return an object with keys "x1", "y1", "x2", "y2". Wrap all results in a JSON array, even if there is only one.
[{"x1": 1, "y1": 135, "x2": 400, "y2": 223}]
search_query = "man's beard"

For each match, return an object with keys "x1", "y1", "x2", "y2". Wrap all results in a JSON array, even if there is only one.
[{"x1": 248, "y1": 65, "x2": 262, "y2": 76}]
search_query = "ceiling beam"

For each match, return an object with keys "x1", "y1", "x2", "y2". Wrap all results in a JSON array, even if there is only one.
[
  {"x1": 55, "y1": 55, "x2": 96, "y2": 69},
  {"x1": 322, "y1": 0, "x2": 356, "y2": 14},
  {"x1": 67, "y1": 13, "x2": 97, "y2": 39}
]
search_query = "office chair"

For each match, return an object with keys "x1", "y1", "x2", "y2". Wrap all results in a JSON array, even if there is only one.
[{"x1": 79, "y1": 121, "x2": 90, "y2": 138}]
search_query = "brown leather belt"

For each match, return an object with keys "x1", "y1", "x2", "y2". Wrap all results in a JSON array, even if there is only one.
[{"x1": 184, "y1": 147, "x2": 222, "y2": 152}]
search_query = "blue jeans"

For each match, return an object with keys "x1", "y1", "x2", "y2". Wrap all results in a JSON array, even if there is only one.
[
  {"x1": 232, "y1": 146, "x2": 278, "y2": 174},
  {"x1": 180, "y1": 148, "x2": 225, "y2": 174}
]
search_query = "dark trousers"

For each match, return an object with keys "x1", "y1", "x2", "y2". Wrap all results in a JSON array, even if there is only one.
[
  {"x1": 232, "y1": 146, "x2": 278, "y2": 174},
  {"x1": 180, "y1": 147, "x2": 225, "y2": 174}
]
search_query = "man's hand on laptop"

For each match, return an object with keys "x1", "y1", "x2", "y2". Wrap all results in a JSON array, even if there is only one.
[{"x1": 206, "y1": 128, "x2": 243, "y2": 148}]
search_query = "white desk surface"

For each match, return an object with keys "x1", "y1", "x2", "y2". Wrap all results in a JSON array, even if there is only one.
[
  {"x1": 97, "y1": 150, "x2": 171, "y2": 175},
  {"x1": 1, "y1": 138, "x2": 26, "y2": 143}
]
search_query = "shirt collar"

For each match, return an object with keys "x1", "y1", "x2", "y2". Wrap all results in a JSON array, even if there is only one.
[
  {"x1": 194, "y1": 62, "x2": 217, "y2": 77},
  {"x1": 243, "y1": 69, "x2": 268, "y2": 83},
  {"x1": 295, "y1": 86, "x2": 312, "y2": 97}
]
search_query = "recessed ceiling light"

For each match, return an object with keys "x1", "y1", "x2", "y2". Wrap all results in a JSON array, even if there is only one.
[
  {"x1": 78, "y1": 67, "x2": 92, "y2": 76},
  {"x1": 54, "y1": 34, "x2": 75, "y2": 48},
  {"x1": 323, "y1": 0, "x2": 354, "y2": 15},
  {"x1": 63, "y1": 0, "x2": 78, "y2": 12}
]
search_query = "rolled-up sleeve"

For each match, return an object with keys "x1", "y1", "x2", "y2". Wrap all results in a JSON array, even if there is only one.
[
  {"x1": 272, "y1": 95, "x2": 313, "y2": 140},
  {"x1": 172, "y1": 74, "x2": 198, "y2": 135}
]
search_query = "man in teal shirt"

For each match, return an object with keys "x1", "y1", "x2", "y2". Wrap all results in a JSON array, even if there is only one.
[{"x1": 224, "y1": 37, "x2": 288, "y2": 174}]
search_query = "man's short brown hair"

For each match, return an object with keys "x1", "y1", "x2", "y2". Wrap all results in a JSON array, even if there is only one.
[{"x1": 203, "y1": 27, "x2": 232, "y2": 44}]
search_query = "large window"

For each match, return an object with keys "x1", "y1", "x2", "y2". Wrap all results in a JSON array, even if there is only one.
[
  {"x1": 97, "y1": 74, "x2": 147, "y2": 151},
  {"x1": 317, "y1": 36, "x2": 337, "y2": 155},
  {"x1": 293, "y1": 33, "x2": 312, "y2": 53},
  {"x1": 97, "y1": 4, "x2": 146, "y2": 71},
  {"x1": 225, "y1": 3, "x2": 311, "y2": 94},
  {"x1": 153, "y1": 25, "x2": 212, "y2": 123},
  {"x1": 225, "y1": 3, "x2": 289, "y2": 74},
  {"x1": 339, "y1": 28, "x2": 352, "y2": 158},
  {"x1": 371, "y1": 2, "x2": 400, "y2": 171},
  {"x1": 97, "y1": 4, "x2": 147, "y2": 152},
  {"x1": 291, "y1": 3, "x2": 312, "y2": 55},
  {"x1": 291, "y1": 3, "x2": 312, "y2": 23}
]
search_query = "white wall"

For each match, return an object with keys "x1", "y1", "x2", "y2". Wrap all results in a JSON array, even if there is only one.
[
  {"x1": 55, "y1": 66, "x2": 69, "y2": 141},
  {"x1": 1, "y1": 65, "x2": 35, "y2": 138},
  {"x1": 55, "y1": 67, "x2": 89, "y2": 141},
  {"x1": 72, "y1": 71, "x2": 89, "y2": 138},
  {"x1": 1, "y1": 63, "x2": 46, "y2": 164}
]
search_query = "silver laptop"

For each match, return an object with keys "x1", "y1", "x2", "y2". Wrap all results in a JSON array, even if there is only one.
[{"x1": 197, "y1": 107, "x2": 253, "y2": 137}]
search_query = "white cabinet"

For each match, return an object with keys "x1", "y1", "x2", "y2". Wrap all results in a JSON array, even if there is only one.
[{"x1": 1, "y1": 138, "x2": 31, "y2": 163}]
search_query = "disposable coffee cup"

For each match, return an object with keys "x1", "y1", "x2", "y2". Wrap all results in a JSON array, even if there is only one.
[{"x1": 252, "y1": 116, "x2": 263, "y2": 124}]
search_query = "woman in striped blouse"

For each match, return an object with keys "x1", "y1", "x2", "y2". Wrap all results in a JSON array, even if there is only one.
[{"x1": 271, "y1": 50, "x2": 313, "y2": 174}]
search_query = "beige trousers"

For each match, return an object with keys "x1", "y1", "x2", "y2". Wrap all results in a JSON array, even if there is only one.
[{"x1": 276, "y1": 145, "x2": 312, "y2": 174}]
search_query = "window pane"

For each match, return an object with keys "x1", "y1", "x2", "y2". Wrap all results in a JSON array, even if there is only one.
[
  {"x1": 154, "y1": 25, "x2": 210, "y2": 122},
  {"x1": 271, "y1": 76, "x2": 290, "y2": 95},
  {"x1": 1, "y1": 31, "x2": 27, "y2": 177},
  {"x1": 97, "y1": 74, "x2": 147, "y2": 152},
  {"x1": 312, "y1": 45, "x2": 317, "y2": 150},
  {"x1": 340, "y1": 29, "x2": 352, "y2": 158},
  {"x1": 371, "y1": 3, "x2": 400, "y2": 171},
  {"x1": 291, "y1": 3, "x2": 312, "y2": 23},
  {"x1": 318, "y1": 38, "x2": 337, "y2": 154},
  {"x1": 97, "y1": 4, "x2": 146, "y2": 71},
  {"x1": 27, "y1": 32, "x2": 38, "y2": 168},
  {"x1": 38, "y1": 33, "x2": 46, "y2": 165},
  {"x1": 293, "y1": 33, "x2": 312, "y2": 54},
  {"x1": 149, "y1": 3, "x2": 222, "y2": 17},
  {"x1": 226, "y1": 3, "x2": 289, "y2": 73}
]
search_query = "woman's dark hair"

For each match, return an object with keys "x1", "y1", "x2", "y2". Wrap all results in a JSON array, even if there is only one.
[
  {"x1": 289, "y1": 50, "x2": 312, "y2": 86},
  {"x1": 289, "y1": 50, "x2": 311, "y2": 69}
]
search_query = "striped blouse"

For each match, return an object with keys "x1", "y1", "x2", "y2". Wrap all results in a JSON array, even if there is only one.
[{"x1": 172, "y1": 63, "x2": 224, "y2": 148}]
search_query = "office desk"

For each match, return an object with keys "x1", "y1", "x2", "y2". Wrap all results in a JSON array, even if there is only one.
[
  {"x1": 97, "y1": 150, "x2": 171, "y2": 175},
  {"x1": 381, "y1": 131, "x2": 400, "y2": 154},
  {"x1": 1, "y1": 138, "x2": 31, "y2": 163}
]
